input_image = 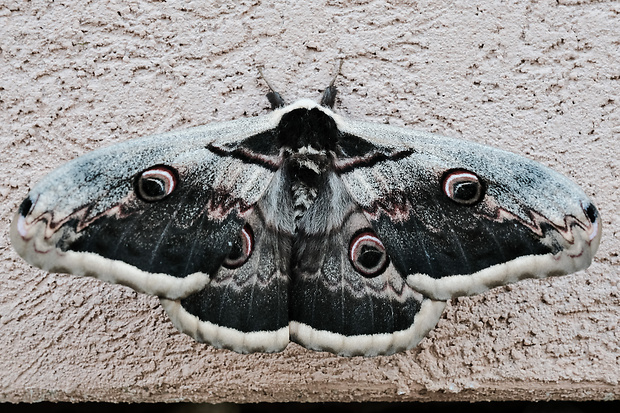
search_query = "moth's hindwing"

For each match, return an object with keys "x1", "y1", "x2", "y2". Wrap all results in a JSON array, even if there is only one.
[{"x1": 160, "y1": 168, "x2": 295, "y2": 353}]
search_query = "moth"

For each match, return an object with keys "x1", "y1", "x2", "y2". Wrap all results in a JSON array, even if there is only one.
[{"x1": 11, "y1": 74, "x2": 601, "y2": 356}]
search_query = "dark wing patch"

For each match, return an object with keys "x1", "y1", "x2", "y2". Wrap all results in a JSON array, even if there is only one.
[
  {"x1": 367, "y1": 191, "x2": 555, "y2": 280},
  {"x1": 160, "y1": 173, "x2": 295, "y2": 353},
  {"x1": 289, "y1": 213, "x2": 424, "y2": 336},
  {"x1": 208, "y1": 131, "x2": 282, "y2": 170},
  {"x1": 288, "y1": 175, "x2": 442, "y2": 355},
  {"x1": 175, "y1": 210, "x2": 290, "y2": 334},
  {"x1": 65, "y1": 185, "x2": 247, "y2": 279}
]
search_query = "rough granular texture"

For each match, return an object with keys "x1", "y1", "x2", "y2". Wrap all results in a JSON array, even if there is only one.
[{"x1": 0, "y1": 0, "x2": 618, "y2": 403}]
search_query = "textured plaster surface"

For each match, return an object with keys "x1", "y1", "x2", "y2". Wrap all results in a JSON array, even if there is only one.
[{"x1": 0, "y1": 0, "x2": 618, "y2": 404}]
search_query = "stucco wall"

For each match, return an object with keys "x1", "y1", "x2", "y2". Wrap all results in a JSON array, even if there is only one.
[{"x1": 0, "y1": 0, "x2": 618, "y2": 403}]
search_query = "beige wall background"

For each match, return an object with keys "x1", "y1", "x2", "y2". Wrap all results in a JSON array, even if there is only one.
[{"x1": 1, "y1": 0, "x2": 618, "y2": 403}]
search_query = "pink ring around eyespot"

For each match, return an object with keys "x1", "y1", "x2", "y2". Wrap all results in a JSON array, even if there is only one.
[
  {"x1": 141, "y1": 168, "x2": 177, "y2": 195},
  {"x1": 349, "y1": 231, "x2": 388, "y2": 276},
  {"x1": 350, "y1": 232, "x2": 385, "y2": 261},
  {"x1": 240, "y1": 225, "x2": 253, "y2": 257},
  {"x1": 222, "y1": 224, "x2": 255, "y2": 269},
  {"x1": 443, "y1": 171, "x2": 479, "y2": 198}
]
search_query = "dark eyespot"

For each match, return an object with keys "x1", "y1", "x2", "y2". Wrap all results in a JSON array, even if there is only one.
[
  {"x1": 349, "y1": 230, "x2": 389, "y2": 277},
  {"x1": 442, "y1": 169, "x2": 485, "y2": 205},
  {"x1": 223, "y1": 224, "x2": 254, "y2": 269},
  {"x1": 135, "y1": 165, "x2": 178, "y2": 202},
  {"x1": 18, "y1": 197, "x2": 34, "y2": 217},
  {"x1": 584, "y1": 203, "x2": 599, "y2": 224}
]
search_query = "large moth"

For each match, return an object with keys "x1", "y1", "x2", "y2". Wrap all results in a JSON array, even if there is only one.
[{"x1": 11, "y1": 75, "x2": 601, "y2": 356}]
